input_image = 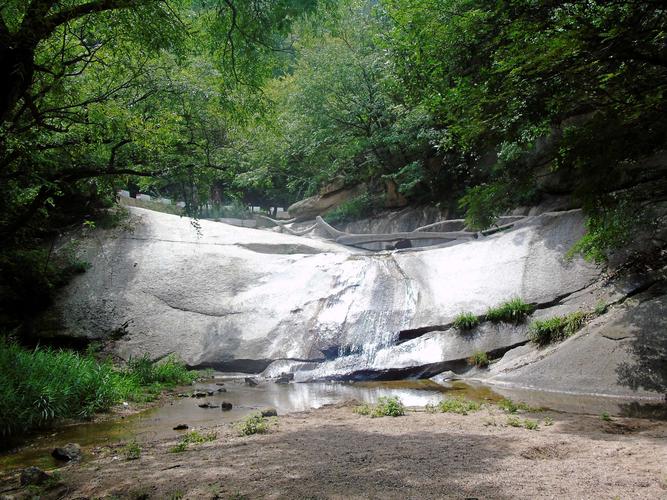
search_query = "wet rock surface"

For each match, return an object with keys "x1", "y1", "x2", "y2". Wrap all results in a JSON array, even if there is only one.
[{"x1": 51, "y1": 443, "x2": 81, "y2": 462}]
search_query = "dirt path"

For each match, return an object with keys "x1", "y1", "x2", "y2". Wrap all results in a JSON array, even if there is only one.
[{"x1": 2, "y1": 403, "x2": 666, "y2": 499}]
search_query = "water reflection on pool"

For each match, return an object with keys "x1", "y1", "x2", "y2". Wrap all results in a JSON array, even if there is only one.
[{"x1": 1, "y1": 377, "x2": 664, "y2": 473}]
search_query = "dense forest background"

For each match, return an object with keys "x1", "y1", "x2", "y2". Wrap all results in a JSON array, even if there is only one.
[{"x1": 1, "y1": 0, "x2": 666, "y2": 331}]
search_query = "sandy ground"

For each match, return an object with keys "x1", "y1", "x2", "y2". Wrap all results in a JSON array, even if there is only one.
[{"x1": 2, "y1": 403, "x2": 666, "y2": 499}]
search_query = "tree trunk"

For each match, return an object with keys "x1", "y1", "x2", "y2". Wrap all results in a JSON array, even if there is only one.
[{"x1": 0, "y1": 40, "x2": 35, "y2": 124}]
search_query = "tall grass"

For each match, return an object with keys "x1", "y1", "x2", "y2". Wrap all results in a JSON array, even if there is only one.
[
  {"x1": 485, "y1": 297, "x2": 534, "y2": 323},
  {"x1": 0, "y1": 340, "x2": 200, "y2": 439}
]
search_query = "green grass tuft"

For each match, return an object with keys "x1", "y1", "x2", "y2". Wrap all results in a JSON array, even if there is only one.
[
  {"x1": 468, "y1": 351, "x2": 489, "y2": 368},
  {"x1": 237, "y1": 413, "x2": 270, "y2": 436},
  {"x1": 453, "y1": 312, "x2": 479, "y2": 330},
  {"x1": 486, "y1": 298, "x2": 533, "y2": 323},
  {"x1": 436, "y1": 397, "x2": 481, "y2": 415},
  {"x1": 528, "y1": 311, "x2": 587, "y2": 346},
  {"x1": 354, "y1": 396, "x2": 405, "y2": 418},
  {"x1": 497, "y1": 398, "x2": 541, "y2": 413},
  {"x1": 123, "y1": 440, "x2": 141, "y2": 460}
]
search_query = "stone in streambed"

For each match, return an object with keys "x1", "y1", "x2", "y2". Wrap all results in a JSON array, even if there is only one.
[
  {"x1": 52, "y1": 443, "x2": 81, "y2": 461},
  {"x1": 173, "y1": 424, "x2": 188, "y2": 430},
  {"x1": 198, "y1": 402, "x2": 219, "y2": 409},
  {"x1": 260, "y1": 408, "x2": 278, "y2": 417},
  {"x1": 220, "y1": 401, "x2": 233, "y2": 411},
  {"x1": 20, "y1": 466, "x2": 50, "y2": 486}
]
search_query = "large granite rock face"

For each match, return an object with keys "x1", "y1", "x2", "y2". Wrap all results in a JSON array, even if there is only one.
[{"x1": 40, "y1": 207, "x2": 608, "y2": 382}]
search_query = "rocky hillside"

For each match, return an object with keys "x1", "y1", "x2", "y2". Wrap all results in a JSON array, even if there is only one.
[{"x1": 39, "y1": 206, "x2": 665, "y2": 399}]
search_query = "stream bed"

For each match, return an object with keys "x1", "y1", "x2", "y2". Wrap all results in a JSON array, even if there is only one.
[{"x1": 1, "y1": 377, "x2": 665, "y2": 473}]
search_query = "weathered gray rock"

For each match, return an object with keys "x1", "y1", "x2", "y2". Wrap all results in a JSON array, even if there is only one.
[
  {"x1": 20, "y1": 467, "x2": 50, "y2": 486},
  {"x1": 287, "y1": 184, "x2": 366, "y2": 220},
  {"x1": 479, "y1": 289, "x2": 666, "y2": 398},
  {"x1": 41, "y1": 207, "x2": 605, "y2": 384},
  {"x1": 260, "y1": 408, "x2": 278, "y2": 417},
  {"x1": 52, "y1": 443, "x2": 81, "y2": 462}
]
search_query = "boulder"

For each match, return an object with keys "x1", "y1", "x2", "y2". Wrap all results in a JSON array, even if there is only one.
[
  {"x1": 52, "y1": 443, "x2": 81, "y2": 462},
  {"x1": 287, "y1": 184, "x2": 366, "y2": 220},
  {"x1": 173, "y1": 424, "x2": 189, "y2": 430},
  {"x1": 260, "y1": 408, "x2": 278, "y2": 417},
  {"x1": 20, "y1": 467, "x2": 50, "y2": 486},
  {"x1": 220, "y1": 401, "x2": 233, "y2": 411}
]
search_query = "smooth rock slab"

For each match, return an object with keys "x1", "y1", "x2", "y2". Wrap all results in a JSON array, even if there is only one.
[{"x1": 40, "y1": 207, "x2": 600, "y2": 380}]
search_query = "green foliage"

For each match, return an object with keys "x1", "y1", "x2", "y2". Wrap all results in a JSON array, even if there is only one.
[
  {"x1": 354, "y1": 396, "x2": 405, "y2": 417},
  {"x1": 528, "y1": 312, "x2": 587, "y2": 346},
  {"x1": 468, "y1": 351, "x2": 489, "y2": 368},
  {"x1": 0, "y1": 339, "x2": 137, "y2": 438},
  {"x1": 325, "y1": 194, "x2": 381, "y2": 224},
  {"x1": 506, "y1": 415, "x2": 538, "y2": 429},
  {"x1": 601, "y1": 412, "x2": 612, "y2": 422},
  {"x1": 497, "y1": 399, "x2": 540, "y2": 414},
  {"x1": 237, "y1": 413, "x2": 270, "y2": 436},
  {"x1": 486, "y1": 298, "x2": 533, "y2": 324},
  {"x1": 125, "y1": 354, "x2": 199, "y2": 387},
  {"x1": 436, "y1": 397, "x2": 481, "y2": 415},
  {"x1": 453, "y1": 312, "x2": 479, "y2": 331},
  {"x1": 0, "y1": 339, "x2": 201, "y2": 439},
  {"x1": 123, "y1": 440, "x2": 141, "y2": 460},
  {"x1": 169, "y1": 430, "x2": 217, "y2": 452}
]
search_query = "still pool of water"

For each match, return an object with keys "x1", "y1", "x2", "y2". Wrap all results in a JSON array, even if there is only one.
[{"x1": 1, "y1": 377, "x2": 664, "y2": 473}]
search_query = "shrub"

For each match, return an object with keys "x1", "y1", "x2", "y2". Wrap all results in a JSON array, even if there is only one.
[
  {"x1": 486, "y1": 298, "x2": 534, "y2": 323},
  {"x1": 468, "y1": 351, "x2": 489, "y2": 368},
  {"x1": 497, "y1": 398, "x2": 540, "y2": 414},
  {"x1": 437, "y1": 397, "x2": 481, "y2": 415},
  {"x1": 237, "y1": 413, "x2": 269, "y2": 436},
  {"x1": 601, "y1": 412, "x2": 612, "y2": 422},
  {"x1": 372, "y1": 396, "x2": 405, "y2": 417},
  {"x1": 528, "y1": 312, "x2": 587, "y2": 346},
  {"x1": 354, "y1": 397, "x2": 405, "y2": 418},
  {"x1": 453, "y1": 312, "x2": 479, "y2": 330},
  {"x1": 125, "y1": 354, "x2": 199, "y2": 386}
]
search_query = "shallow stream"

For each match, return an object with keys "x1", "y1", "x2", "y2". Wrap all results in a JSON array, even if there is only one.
[{"x1": 1, "y1": 377, "x2": 664, "y2": 473}]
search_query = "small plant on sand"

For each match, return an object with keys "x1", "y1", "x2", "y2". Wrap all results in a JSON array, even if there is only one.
[
  {"x1": 523, "y1": 419, "x2": 539, "y2": 430},
  {"x1": 169, "y1": 430, "x2": 216, "y2": 452},
  {"x1": 453, "y1": 312, "x2": 479, "y2": 330},
  {"x1": 543, "y1": 416, "x2": 554, "y2": 426},
  {"x1": 354, "y1": 397, "x2": 405, "y2": 417},
  {"x1": 468, "y1": 351, "x2": 489, "y2": 368},
  {"x1": 506, "y1": 415, "x2": 540, "y2": 430},
  {"x1": 486, "y1": 298, "x2": 533, "y2": 323},
  {"x1": 373, "y1": 396, "x2": 405, "y2": 417},
  {"x1": 437, "y1": 397, "x2": 481, "y2": 415},
  {"x1": 601, "y1": 412, "x2": 612, "y2": 422},
  {"x1": 497, "y1": 398, "x2": 540, "y2": 414},
  {"x1": 528, "y1": 312, "x2": 587, "y2": 346},
  {"x1": 237, "y1": 413, "x2": 269, "y2": 435},
  {"x1": 123, "y1": 440, "x2": 141, "y2": 460}
]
